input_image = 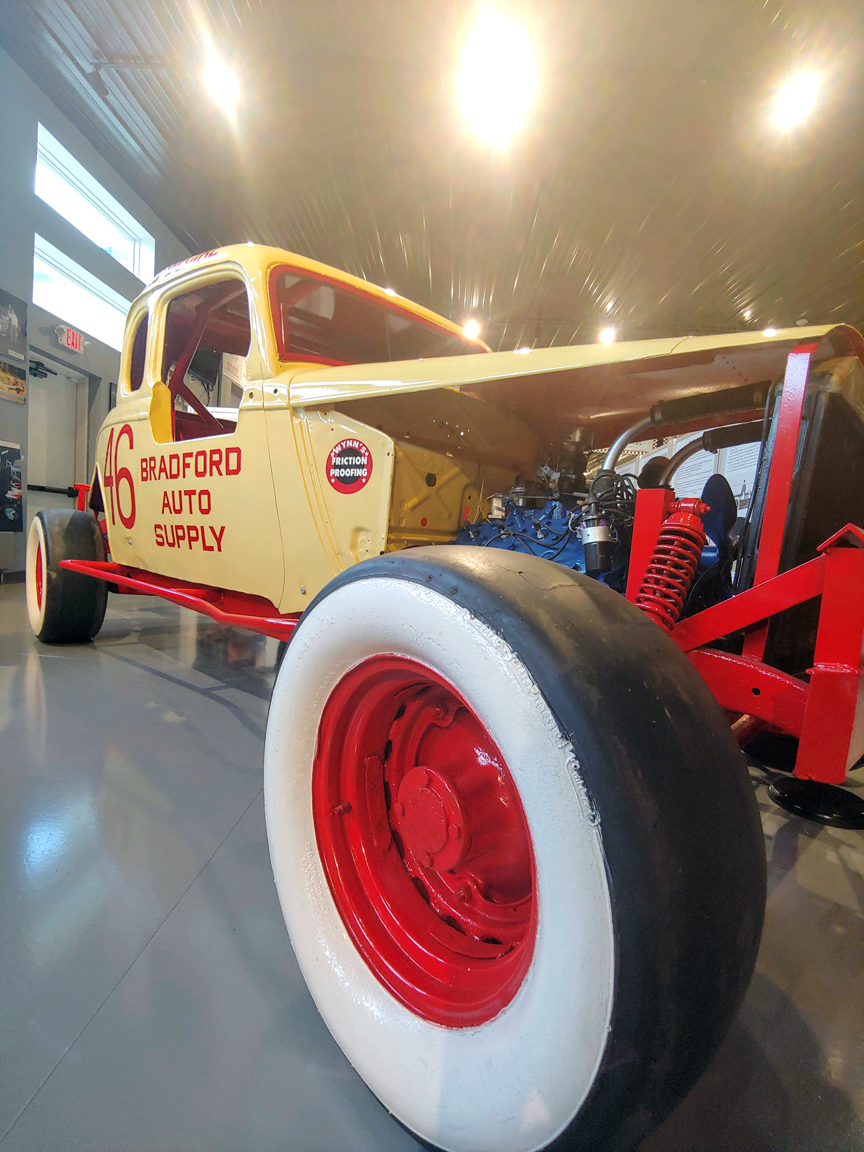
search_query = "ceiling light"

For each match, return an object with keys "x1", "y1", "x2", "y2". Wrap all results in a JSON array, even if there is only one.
[
  {"x1": 599, "y1": 327, "x2": 616, "y2": 344},
  {"x1": 772, "y1": 72, "x2": 820, "y2": 130},
  {"x1": 763, "y1": 327, "x2": 778, "y2": 337},
  {"x1": 202, "y1": 55, "x2": 239, "y2": 119},
  {"x1": 514, "y1": 346, "x2": 531, "y2": 354},
  {"x1": 459, "y1": 7, "x2": 537, "y2": 146},
  {"x1": 742, "y1": 309, "x2": 752, "y2": 321},
  {"x1": 463, "y1": 319, "x2": 481, "y2": 340}
]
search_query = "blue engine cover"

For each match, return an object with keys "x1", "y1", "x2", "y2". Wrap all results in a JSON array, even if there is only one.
[{"x1": 456, "y1": 500, "x2": 588, "y2": 571}]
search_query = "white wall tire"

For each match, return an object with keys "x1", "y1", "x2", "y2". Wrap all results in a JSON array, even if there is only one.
[
  {"x1": 264, "y1": 548, "x2": 766, "y2": 1152},
  {"x1": 25, "y1": 510, "x2": 108, "y2": 643}
]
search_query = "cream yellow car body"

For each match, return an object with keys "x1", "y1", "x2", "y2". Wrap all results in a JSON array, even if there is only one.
[{"x1": 93, "y1": 242, "x2": 862, "y2": 615}]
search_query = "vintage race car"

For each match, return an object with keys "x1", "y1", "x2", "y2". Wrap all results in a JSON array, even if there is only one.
[{"x1": 25, "y1": 243, "x2": 864, "y2": 1152}]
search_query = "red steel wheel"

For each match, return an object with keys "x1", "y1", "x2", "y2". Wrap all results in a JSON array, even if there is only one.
[
  {"x1": 312, "y1": 656, "x2": 536, "y2": 1027},
  {"x1": 35, "y1": 537, "x2": 44, "y2": 612}
]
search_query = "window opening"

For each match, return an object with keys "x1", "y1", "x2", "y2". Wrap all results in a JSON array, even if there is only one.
[
  {"x1": 160, "y1": 280, "x2": 251, "y2": 441},
  {"x1": 270, "y1": 269, "x2": 484, "y2": 365},
  {"x1": 129, "y1": 315, "x2": 148, "y2": 391},
  {"x1": 35, "y1": 124, "x2": 156, "y2": 282}
]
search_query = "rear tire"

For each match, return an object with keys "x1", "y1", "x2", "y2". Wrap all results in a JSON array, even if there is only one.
[
  {"x1": 26, "y1": 510, "x2": 108, "y2": 643},
  {"x1": 264, "y1": 547, "x2": 766, "y2": 1152}
]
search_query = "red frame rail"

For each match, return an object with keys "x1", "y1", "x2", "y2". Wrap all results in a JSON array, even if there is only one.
[
  {"x1": 60, "y1": 560, "x2": 301, "y2": 642},
  {"x1": 627, "y1": 344, "x2": 864, "y2": 786}
]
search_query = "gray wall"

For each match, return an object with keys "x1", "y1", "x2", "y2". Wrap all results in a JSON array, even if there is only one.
[{"x1": 0, "y1": 46, "x2": 190, "y2": 573}]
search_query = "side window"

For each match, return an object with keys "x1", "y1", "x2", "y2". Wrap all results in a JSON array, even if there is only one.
[
  {"x1": 159, "y1": 279, "x2": 251, "y2": 442},
  {"x1": 273, "y1": 274, "x2": 388, "y2": 363},
  {"x1": 270, "y1": 268, "x2": 482, "y2": 365},
  {"x1": 129, "y1": 315, "x2": 148, "y2": 391},
  {"x1": 384, "y1": 310, "x2": 475, "y2": 359}
]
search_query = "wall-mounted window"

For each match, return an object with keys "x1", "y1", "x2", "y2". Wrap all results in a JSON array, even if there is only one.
[
  {"x1": 35, "y1": 124, "x2": 155, "y2": 283},
  {"x1": 33, "y1": 235, "x2": 131, "y2": 352}
]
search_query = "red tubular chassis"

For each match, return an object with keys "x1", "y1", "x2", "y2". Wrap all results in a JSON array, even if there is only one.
[
  {"x1": 65, "y1": 342, "x2": 863, "y2": 789},
  {"x1": 628, "y1": 343, "x2": 864, "y2": 787}
]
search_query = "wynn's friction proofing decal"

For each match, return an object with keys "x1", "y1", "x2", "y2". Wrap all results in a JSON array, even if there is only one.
[{"x1": 326, "y1": 439, "x2": 372, "y2": 494}]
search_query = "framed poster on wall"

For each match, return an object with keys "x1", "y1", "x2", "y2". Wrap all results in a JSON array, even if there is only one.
[
  {"x1": 0, "y1": 361, "x2": 26, "y2": 403},
  {"x1": 0, "y1": 288, "x2": 27, "y2": 362},
  {"x1": 0, "y1": 441, "x2": 23, "y2": 532},
  {"x1": 0, "y1": 288, "x2": 28, "y2": 404}
]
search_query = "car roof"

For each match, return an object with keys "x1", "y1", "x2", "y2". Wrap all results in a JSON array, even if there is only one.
[{"x1": 143, "y1": 243, "x2": 486, "y2": 349}]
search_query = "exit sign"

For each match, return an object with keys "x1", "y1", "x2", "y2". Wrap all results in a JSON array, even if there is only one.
[{"x1": 55, "y1": 325, "x2": 85, "y2": 353}]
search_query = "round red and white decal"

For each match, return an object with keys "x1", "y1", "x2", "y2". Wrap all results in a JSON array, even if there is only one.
[{"x1": 326, "y1": 439, "x2": 373, "y2": 494}]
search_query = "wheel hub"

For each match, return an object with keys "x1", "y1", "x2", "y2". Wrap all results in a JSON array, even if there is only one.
[{"x1": 394, "y1": 766, "x2": 466, "y2": 870}]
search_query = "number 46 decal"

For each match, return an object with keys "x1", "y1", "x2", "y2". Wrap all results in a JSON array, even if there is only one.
[{"x1": 104, "y1": 424, "x2": 136, "y2": 529}]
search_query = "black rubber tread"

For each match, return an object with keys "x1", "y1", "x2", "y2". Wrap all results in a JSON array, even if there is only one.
[
  {"x1": 36, "y1": 510, "x2": 108, "y2": 644},
  {"x1": 302, "y1": 546, "x2": 766, "y2": 1152}
]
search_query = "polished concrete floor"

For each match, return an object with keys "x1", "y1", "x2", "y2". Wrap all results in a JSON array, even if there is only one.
[{"x1": 1, "y1": 583, "x2": 862, "y2": 1152}]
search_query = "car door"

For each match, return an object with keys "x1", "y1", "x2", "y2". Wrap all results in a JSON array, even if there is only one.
[{"x1": 98, "y1": 265, "x2": 285, "y2": 608}]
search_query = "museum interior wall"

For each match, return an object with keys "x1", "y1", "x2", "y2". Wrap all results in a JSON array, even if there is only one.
[{"x1": 0, "y1": 45, "x2": 189, "y2": 574}]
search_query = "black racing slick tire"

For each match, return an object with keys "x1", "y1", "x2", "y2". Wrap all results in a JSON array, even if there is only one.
[
  {"x1": 26, "y1": 510, "x2": 108, "y2": 644},
  {"x1": 263, "y1": 547, "x2": 766, "y2": 1152}
]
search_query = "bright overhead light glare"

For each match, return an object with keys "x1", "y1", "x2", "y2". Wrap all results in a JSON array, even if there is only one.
[
  {"x1": 599, "y1": 327, "x2": 616, "y2": 344},
  {"x1": 463, "y1": 319, "x2": 481, "y2": 340},
  {"x1": 772, "y1": 72, "x2": 820, "y2": 130},
  {"x1": 202, "y1": 54, "x2": 239, "y2": 119},
  {"x1": 384, "y1": 287, "x2": 397, "y2": 296},
  {"x1": 763, "y1": 327, "x2": 778, "y2": 337},
  {"x1": 459, "y1": 7, "x2": 537, "y2": 146},
  {"x1": 742, "y1": 308, "x2": 752, "y2": 321},
  {"x1": 514, "y1": 346, "x2": 531, "y2": 354}
]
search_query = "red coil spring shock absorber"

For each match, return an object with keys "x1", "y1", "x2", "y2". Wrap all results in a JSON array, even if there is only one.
[{"x1": 635, "y1": 498, "x2": 710, "y2": 632}]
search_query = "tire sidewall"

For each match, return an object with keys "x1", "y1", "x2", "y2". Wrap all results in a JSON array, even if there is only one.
[
  {"x1": 265, "y1": 576, "x2": 616, "y2": 1152},
  {"x1": 25, "y1": 514, "x2": 48, "y2": 637}
]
